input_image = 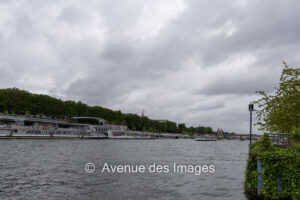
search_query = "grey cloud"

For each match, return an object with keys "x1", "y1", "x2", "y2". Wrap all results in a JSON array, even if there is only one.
[
  {"x1": 196, "y1": 64, "x2": 280, "y2": 96},
  {"x1": 58, "y1": 6, "x2": 90, "y2": 25},
  {"x1": 188, "y1": 100, "x2": 225, "y2": 111}
]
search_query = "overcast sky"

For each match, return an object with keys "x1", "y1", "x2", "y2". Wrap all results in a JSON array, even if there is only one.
[{"x1": 1, "y1": 0, "x2": 300, "y2": 134}]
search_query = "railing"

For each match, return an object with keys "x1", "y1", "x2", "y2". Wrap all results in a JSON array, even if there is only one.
[{"x1": 268, "y1": 133, "x2": 290, "y2": 147}]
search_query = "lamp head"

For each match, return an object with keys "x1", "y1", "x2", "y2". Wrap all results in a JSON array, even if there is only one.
[{"x1": 248, "y1": 104, "x2": 254, "y2": 111}]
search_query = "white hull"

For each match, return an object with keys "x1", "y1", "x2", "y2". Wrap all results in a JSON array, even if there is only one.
[{"x1": 195, "y1": 137, "x2": 217, "y2": 141}]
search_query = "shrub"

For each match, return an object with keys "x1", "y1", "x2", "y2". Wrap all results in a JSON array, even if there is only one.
[
  {"x1": 290, "y1": 127, "x2": 300, "y2": 146},
  {"x1": 245, "y1": 134, "x2": 300, "y2": 199}
]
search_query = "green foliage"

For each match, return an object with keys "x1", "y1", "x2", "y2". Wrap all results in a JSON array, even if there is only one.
[
  {"x1": 251, "y1": 134, "x2": 275, "y2": 155},
  {"x1": 245, "y1": 153, "x2": 258, "y2": 197},
  {"x1": 245, "y1": 134, "x2": 300, "y2": 199},
  {"x1": 290, "y1": 127, "x2": 300, "y2": 146},
  {"x1": 247, "y1": 63, "x2": 300, "y2": 199},
  {"x1": 178, "y1": 123, "x2": 186, "y2": 133},
  {"x1": 245, "y1": 134, "x2": 274, "y2": 196},
  {"x1": 254, "y1": 63, "x2": 300, "y2": 133},
  {"x1": 181, "y1": 131, "x2": 194, "y2": 136},
  {"x1": 186, "y1": 126, "x2": 214, "y2": 134},
  {"x1": 149, "y1": 127, "x2": 158, "y2": 133},
  {"x1": 260, "y1": 148, "x2": 300, "y2": 199}
]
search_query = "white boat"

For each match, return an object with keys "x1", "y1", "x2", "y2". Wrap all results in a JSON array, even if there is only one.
[
  {"x1": 0, "y1": 115, "x2": 109, "y2": 139},
  {"x1": 194, "y1": 137, "x2": 217, "y2": 141},
  {"x1": 107, "y1": 130, "x2": 152, "y2": 139}
]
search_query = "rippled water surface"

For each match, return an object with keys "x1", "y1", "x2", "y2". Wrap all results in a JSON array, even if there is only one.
[{"x1": 0, "y1": 139, "x2": 249, "y2": 200}]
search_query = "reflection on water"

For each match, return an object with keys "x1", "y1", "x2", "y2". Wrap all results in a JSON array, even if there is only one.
[{"x1": 0, "y1": 139, "x2": 249, "y2": 200}]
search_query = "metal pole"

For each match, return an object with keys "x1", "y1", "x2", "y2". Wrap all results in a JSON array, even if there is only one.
[{"x1": 250, "y1": 110, "x2": 252, "y2": 153}]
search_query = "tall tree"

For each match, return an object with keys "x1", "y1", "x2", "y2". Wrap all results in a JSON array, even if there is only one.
[{"x1": 254, "y1": 62, "x2": 300, "y2": 133}]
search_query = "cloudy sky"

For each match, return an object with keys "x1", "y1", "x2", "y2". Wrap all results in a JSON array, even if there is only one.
[{"x1": 1, "y1": 0, "x2": 300, "y2": 134}]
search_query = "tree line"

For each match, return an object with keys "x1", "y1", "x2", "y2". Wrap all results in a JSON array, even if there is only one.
[{"x1": 0, "y1": 88, "x2": 216, "y2": 134}]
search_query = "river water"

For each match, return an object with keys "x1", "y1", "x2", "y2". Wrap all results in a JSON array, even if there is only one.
[{"x1": 0, "y1": 139, "x2": 249, "y2": 200}]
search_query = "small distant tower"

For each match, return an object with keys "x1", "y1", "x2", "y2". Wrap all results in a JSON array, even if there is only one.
[
  {"x1": 217, "y1": 128, "x2": 224, "y2": 135},
  {"x1": 142, "y1": 109, "x2": 145, "y2": 117}
]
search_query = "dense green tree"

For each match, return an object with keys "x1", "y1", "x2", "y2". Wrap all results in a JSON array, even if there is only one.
[
  {"x1": 254, "y1": 62, "x2": 300, "y2": 133},
  {"x1": 178, "y1": 123, "x2": 186, "y2": 133}
]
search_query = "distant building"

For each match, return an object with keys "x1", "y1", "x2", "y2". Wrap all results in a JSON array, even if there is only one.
[
  {"x1": 217, "y1": 128, "x2": 224, "y2": 134},
  {"x1": 109, "y1": 124, "x2": 128, "y2": 131},
  {"x1": 70, "y1": 117, "x2": 107, "y2": 125}
]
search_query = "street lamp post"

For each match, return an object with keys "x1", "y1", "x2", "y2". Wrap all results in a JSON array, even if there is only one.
[{"x1": 248, "y1": 103, "x2": 254, "y2": 154}]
